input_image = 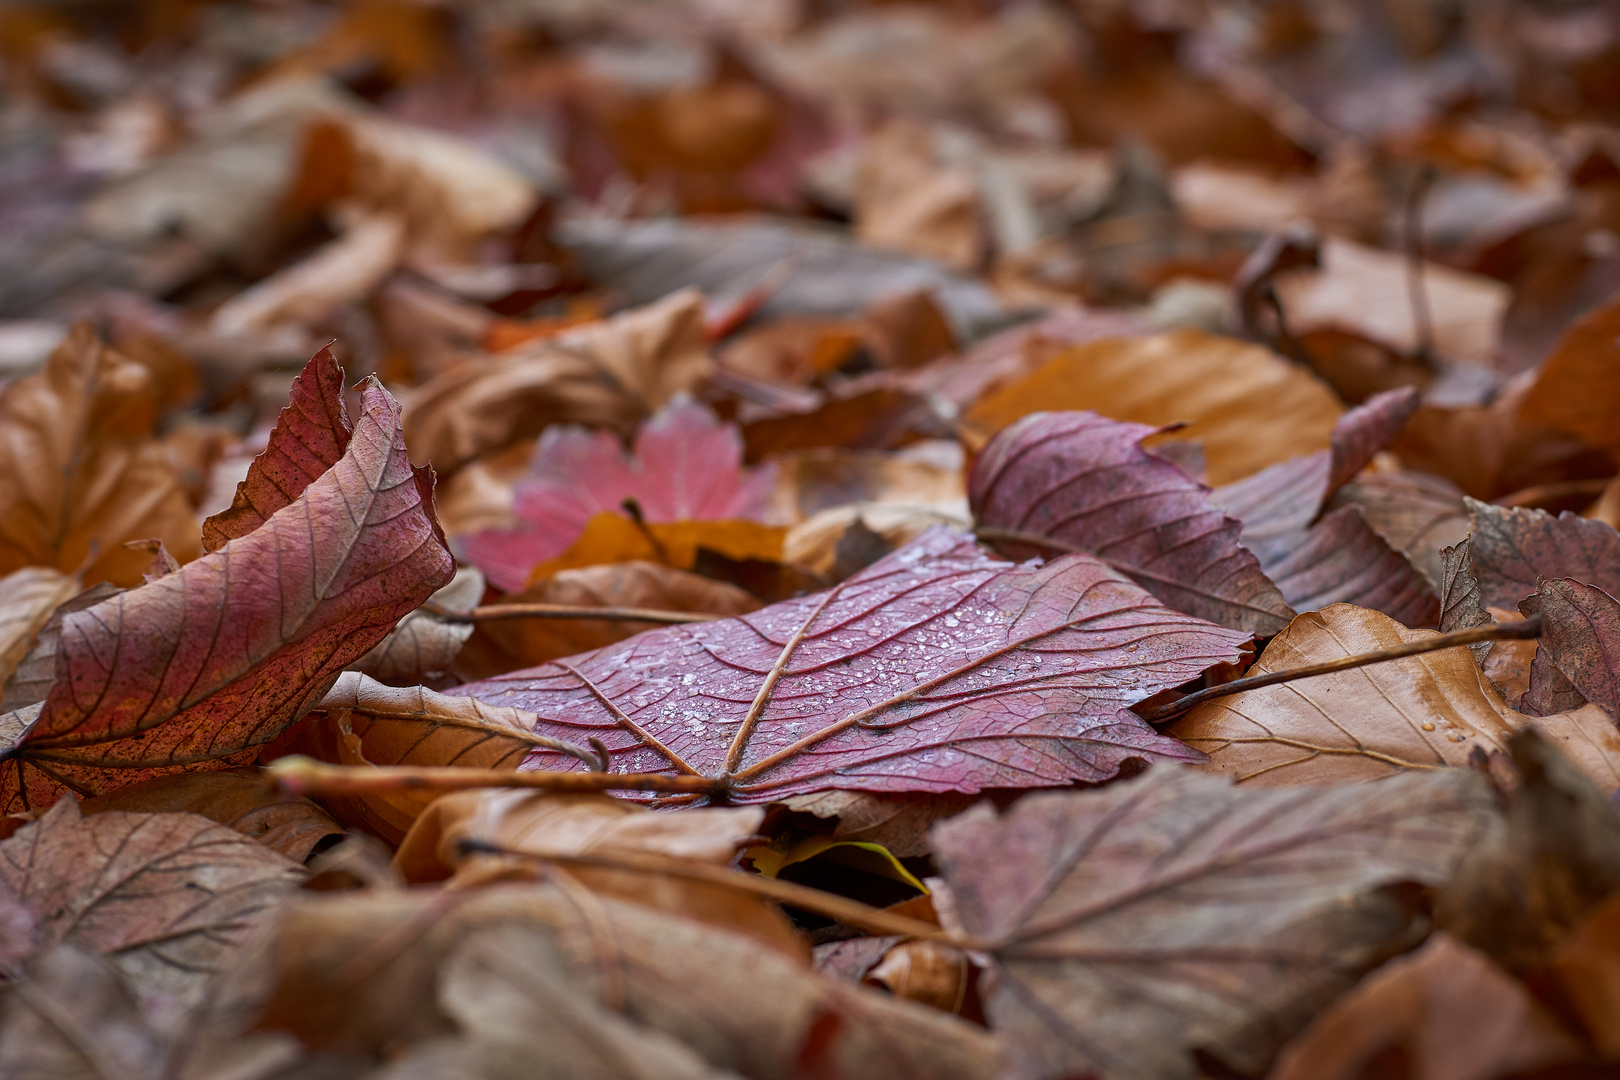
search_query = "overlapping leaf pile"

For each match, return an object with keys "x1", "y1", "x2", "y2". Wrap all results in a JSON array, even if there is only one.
[{"x1": 6, "y1": 1, "x2": 1620, "y2": 1078}]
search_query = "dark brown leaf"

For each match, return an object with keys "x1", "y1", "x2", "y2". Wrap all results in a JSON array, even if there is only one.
[
  {"x1": 1520, "y1": 578, "x2": 1620, "y2": 720},
  {"x1": 1438, "y1": 539, "x2": 1493, "y2": 661},
  {"x1": 1466, "y1": 498, "x2": 1620, "y2": 610}
]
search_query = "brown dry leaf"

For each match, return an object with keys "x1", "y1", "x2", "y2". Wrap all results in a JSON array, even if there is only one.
[
  {"x1": 0, "y1": 325, "x2": 198, "y2": 586},
  {"x1": 930, "y1": 766, "x2": 1494, "y2": 1080},
  {"x1": 741, "y1": 387, "x2": 931, "y2": 461},
  {"x1": 784, "y1": 502, "x2": 971, "y2": 579},
  {"x1": 542, "y1": 289, "x2": 715, "y2": 415},
  {"x1": 1332, "y1": 470, "x2": 1471, "y2": 587},
  {"x1": 1467, "y1": 498, "x2": 1620, "y2": 611},
  {"x1": 1549, "y1": 891, "x2": 1620, "y2": 1057},
  {"x1": 78, "y1": 769, "x2": 343, "y2": 863},
  {"x1": 0, "y1": 567, "x2": 77, "y2": 687},
  {"x1": 1437, "y1": 730, "x2": 1620, "y2": 972},
  {"x1": 522, "y1": 514, "x2": 786, "y2": 585},
  {"x1": 229, "y1": 884, "x2": 1000, "y2": 1079},
  {"x1": 865, "y1": 939, "x2": 970, "y2": 1015},
  {"x1": 1273, "y1": 236, "x2": 1511, "y2": 366},
  {"x1": 963, "y1": 329, "x2": 1343, "y2": 485},
  {"x1": 392, "y1": 790, "x2": 800, "y2": 957},
  {"x1": 479, "y1": 561, "x2": 759, "y2": 669},
  {"x1": 0, "y1": 945, "x2": 170, "y2": 1080},
  {"x1": 1524, "y1": 705, "x2": 1620, "y2": 794},
  {"x1": 351, "y1": 565, "x2": 483, "y2": 684},
  {"x1": 0, "y1": 800, "x2": 304, "y2": 1007},
  {"x1": 210, "y1": 211, "x2": 405, "y2": 337},
  {"x1": 769, "y1": 444, "x2": 965, "y2": 522},
  {"x1": 1437, "y1": 539, "x2": 1493, "y2": 659},
  {"x1": 1268, "y1": 933, "x2": 1584, "y2": 1080},
  {"x1": 781, "y1": 790, "x2": 980, "y2": 859},
  {"x1": 853, "y1": 122, "x2": 983, "y2": 271},
  {"x1": 0, "y1": 581, "x2": 119, "y2": 713},
  {"x1": 287, "y1": 672, "x2": 596, "y2": 843},
  {"x1": 433, "y1": 439, "x2": 532, "y2": 539},
  {"x1": 1520, "y1": 578, "x2": 1620, "y2": 720},
  {"x1": 1168, "y1": 604, "x2": 1519, "y2": 785},
  {"x1": 1519, "y1": 287, "x2": 1620, "y2": 455}
]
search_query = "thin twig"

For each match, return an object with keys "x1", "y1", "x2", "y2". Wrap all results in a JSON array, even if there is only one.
[
  {"x1": 1404, "y1": 164, "x2": 1438, "y2": 368},
  {"x1": 620, "y1": 497, "x2": 671, "y2": 564},
  {"x1": 1136, "y1": 616, "x2": 1544, "y2": 723},
  {"x1": 266, "y1": 757, "x2": 722, "y2": 797},
  {"x1": 456, "y1": 839, "x2": 990, "y2": 949},
  {"x1": 422, "y1": 601, "x2": 720, "y2": 625}
]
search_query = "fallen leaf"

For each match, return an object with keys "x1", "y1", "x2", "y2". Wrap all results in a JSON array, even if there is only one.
[
  {"x1": 0, "y1": 377, "x2": 454, "y2": 812},
  {"x1": 1268, "y1": 933, "x2": 1584, "y2": 1080},
  {"x1": 0, "y1": 567, "x2": 77, "y2": 687},
  {"x1": 461, "y1": 399, "x2": 776, "y2": 593},
  {"x1": 963, "y1": 329, "x2": 1343, "y2": 485},
  {"x1": 740, "y1": 386, "x2": 931, "y2": 461},
  {"x1": 930, "y1": 766, "x2": 1494, "y2": 1080},
  {"x1": 520, "y1": 514, "x2": 787, "y2": 585},
  {"x1": 1436, "y1": 730, "x2": 1620, "y2": 972},
  {"x1": 285, "y1": 671, "x2": 596, "y2": 842},
  {"x1": 853, "y1": 122, "x2": 983, "y2": 271},
  {"x1": 78, "y1": 768, "x2": 343, "y2": 863},
  {"x1": 477, "y1": 561, "x2": 760, "y2": 669},
  {"x1": 1467, "y1": 498, "x2": 1620, "y2": 610},
  {"x1": 1519, "y1": 287, "x2": 1620, "y2": 455},
  {"x1": 1549, "y1": 891, "x2": 1620, "y2": 1057},
  {"x1": 233, "y1": 884, "x2": 1001, "y2": 1079},
  {"x1": 1272, "y1": 235, "x2": 1511, "y2": 365},
  {"x1": 969, "y1": 410, "x2": 1293, "y2": 635},
  {"x1": 1437, "y1": 539, "x2": 1494, "y2": 659},
  {"x1": 1525, "y1": 704, "x2": 1620, "y2": 794},
  {"x1": 351, "y1": 565, "x2": 483, "y2": 685},
  {"x1": 771, "y1": 444, "x2": 965, "y2": 522},
  {"x1": 543, "y1": 289, "x2": 714, "y2": 414},
  {"x1": 1169, "y1": 604, "x2": 1523, "y2": 785},
  {"x1": 0, "y1": 581, "x2": 119, "y2": 713},
  {"x1": 0, "y1": 324, "x2": 198, "y2": 587},
  {"x1": 456, "y1": 527, "x2": 1251, "y2": 803},
  {"x1": 1331, "y1": 470, "x2": 1471, "y2": 587},
  {"x1": 202, "y1": 344, "x2": 351, "y2": 551},
  {"x1": 0, "y1": 800, "x2": 304, "y2": 1007},
  {"x1": 392, "y1": 789, "x2": 800, "y2": 956},
  {"x1": 1520, "y1": 578, "x2": 1620, "y2": 719},
  {"x1": 864, "y1": 939, "x2": 970, "y2": 1015},
  {"x1": 783, "y1": 502, "x2": 971, "y2": 580},
  {"x1": 0, "y1": 946, "x2": 170, "y2": 1080}
]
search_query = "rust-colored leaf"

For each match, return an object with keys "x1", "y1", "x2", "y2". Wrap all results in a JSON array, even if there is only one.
[
  {"x1": 201, "y1": 344, "x2": 351, "y2": 551},
  {"x1": 968, "y1": 410, "x2": 1293, "y2": 635},
  {"x1": 1519, "y1": 288, "x2": 1620, "y2": 455},
  {"x1": 0, "y1": 378, "x2": 455, "y2": 812},
  {"x1": 1168, "y1": 604, "x2": 1519, "y2": 785},
  {"x1": 930, "y1": 766, "x2": 1493, "y2": 1080},
  {"x1": 0, "y1": 800, "x2": 304, "y2": 1006},
  {"x1": 456, "y1": 528, "x2": 1251, "y2": 802}
]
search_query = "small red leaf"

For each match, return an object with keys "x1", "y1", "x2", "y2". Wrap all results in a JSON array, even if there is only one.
[
  {"x1": 456, "y1": 527, "x2": 1251, "y2": 802},
  {"x1": 0, "y1": 378, "x2": 454, "y2": 811},
  {"x1": 202, "y1": 345, "x2": 352, "y2": 551}
]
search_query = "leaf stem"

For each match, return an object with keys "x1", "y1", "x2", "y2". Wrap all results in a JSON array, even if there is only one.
[
  {"x1": 422, "y1": 601, "x2": 720, "y2": 625},
  {"x1": 266, "y1": 757, "x2": 722, "y2": 796},
  {"x1": 1136, "y1": 615, "x2": 1544, "y2": 722}
]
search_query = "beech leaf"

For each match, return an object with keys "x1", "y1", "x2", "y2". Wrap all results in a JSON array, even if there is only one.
[
  {"x1": 1520, "y1": 578, "x2": 1620, "y2": 720},
  {"x1": 0, "y1": 800, "x2": 305, "y2": 1006},
  {"x1": 1466, "y1": 498, "x2": 1620, "y2": 610},
  {"x1": 930, "y1": 766, "x2": 1495, "y2": 1080},
  {"x1": 0, "y1": 379, "x2": 455, "y2": 812},
  {"x1": 968, "y1": 410, "x2": 1293, "y2": 635},
  {"x1": 1167, "y1": 604, "x2": 1520, "y2": 785},
  {"x1": 456, "y1": 527, "x2": 1251, "y2": 802},
  {"x1": 201, "y1": 344, "x2": 352, "y2": 551}
]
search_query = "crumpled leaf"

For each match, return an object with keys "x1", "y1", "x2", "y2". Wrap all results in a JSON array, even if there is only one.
[
  {"x1": 350, "y1": 565, "x2": 483, "y2": 684},
  {"x1": 1520, "y1": 577, "x2": 1620, "y2": 719},
  {"x1": 229, "y1": 884, "x2": 1001, "y2": 1079},
  {"x1": 968, "y1": 410, "x2": 1293, "y2": 635},
  {"x1": 455, "y1": 527, "x2": 1251, "y2": 802},
  {"x1": 963, "y1": 329, "x2": 1344, "y2": 486},
  {"x1": 0, "y1": 945, "x2": 170, "y2": 1080},
  {"x1": 1437, "y1": 730, "x2": 1620, "y2": 972},
  {"x1": 930, "y1": 766, "x2": 1494, "y2": 1080},
  {"x1": 0, "y1": 378, "x2": 454, "y2": 812},
  {"x1": 1214, "y1": 390, "x2": 1439, "y2": 625},
  {"x1": 202, "y1": 344, "x2": 351, "y2": 551},
  {"x1": 1466, "y1": 498, "x2": 1620, "y2": 610},
  {"x1": 284, "y1": 671, "x2": 596, "y2": 842},
  {"x1": 0, "y1": 567, "x2": 78, "y2": 687},
  {"x1": 0, "y1": 800, "x2": 305, "y2": 1007},
  {"x1": 1268, "y1": 933, "x2": 1583, "y2": 1080},
  {"x1": 0, "y1": 324, "x2": 198, "y2": 587},
  {"x1": 78, "y1": 769, "x2": 344, "y2": 863},
  {"x1": 462, "y1": 399, "x2": 776, "y2": 593},
  {"x1": 1168, "y1": 604, "x2": 1520, "y2": 785},
  {"x1": 476, "y1": 561, "x2": 760, "y2": 670}
]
